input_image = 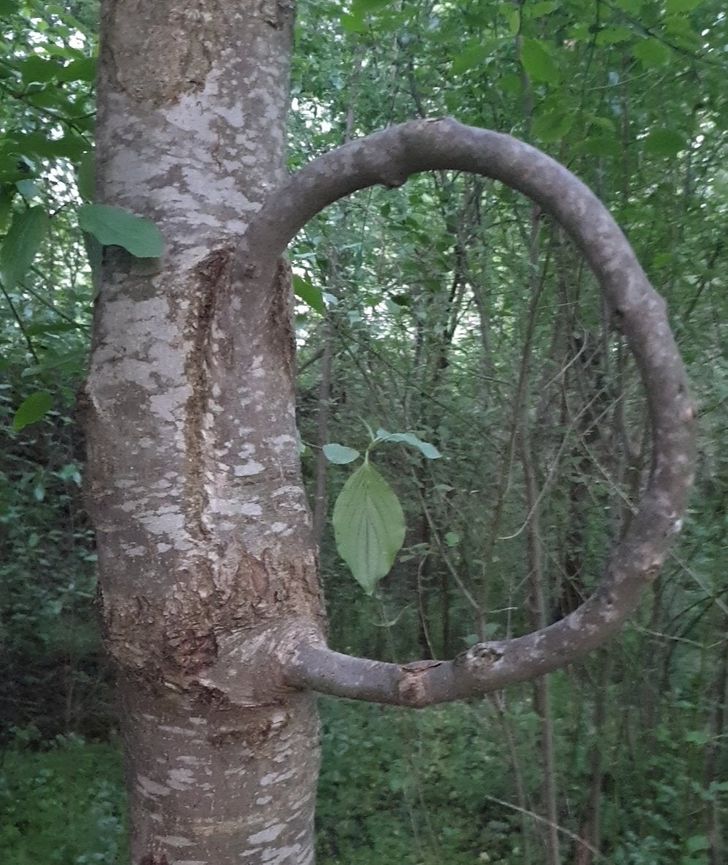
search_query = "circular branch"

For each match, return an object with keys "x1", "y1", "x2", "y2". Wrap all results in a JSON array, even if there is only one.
[{"x1": 242, "y1": 117, "x2": 695, "y2": 707}]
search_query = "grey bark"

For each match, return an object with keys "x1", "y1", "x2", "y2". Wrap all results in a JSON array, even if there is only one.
[{"x1": 87, "y1": 3, "x2": 322, "y2": 863}]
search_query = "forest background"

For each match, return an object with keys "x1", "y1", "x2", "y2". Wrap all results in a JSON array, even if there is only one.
[{"x1": 1, "y1": 0, "x2": 727, "y2": 863}]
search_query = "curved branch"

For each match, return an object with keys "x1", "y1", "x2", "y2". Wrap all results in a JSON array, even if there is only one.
[{"x1": 240, "y1": 117, "x2": 695, "y2": 707}]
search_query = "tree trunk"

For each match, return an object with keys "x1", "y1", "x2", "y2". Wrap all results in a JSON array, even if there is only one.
[{"x1": 86, "y1": 3, "x2": 324, "y2": 862}]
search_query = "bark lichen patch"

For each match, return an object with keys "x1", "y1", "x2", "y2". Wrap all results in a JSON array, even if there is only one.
[
  {"x1": 248, "y1": 824, "x2": 284, "y2": 845},
  {"x1": 260, "y1": 767, "x2": 297, "y2": 787},
  {"x1": 235, "y1": 461, "x2": 265, "y2": 477},
  {"x1": 138, "y1": 774, "x2": 172, "y2": 798},
  {"x1": 159, "y1": 836, "x2": 194, "y2": 848},
  {"x1": 167, "y1": 767, "x2": 196, "y2": 790}
]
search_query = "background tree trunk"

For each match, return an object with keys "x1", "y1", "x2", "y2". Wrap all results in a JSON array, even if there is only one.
[{"x1": 86, "y1": 2, "x2": 324, "y2": 862}]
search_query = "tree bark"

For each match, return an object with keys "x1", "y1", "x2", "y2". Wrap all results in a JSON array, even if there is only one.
[{"x1": 87, "y1": 3, "x2": 323, "y2": 863}]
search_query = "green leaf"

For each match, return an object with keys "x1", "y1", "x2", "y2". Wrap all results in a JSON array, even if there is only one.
[
  {"x1": 11, "y1": 131, "x2": 88, "y2": 161},
  {"x1": 15, "y1": 179, "x2": 41, "y2": 200},
  {"x1": 56, "y1": 462, "x2": 82, "y2": 485},
  {"x1": 532, "y1": 109, "x2": 574, "y2": 142},
  {"x1": 19, "y1": 55, "x2": 62, "y2": 83},
  {"x1": 685, "y1": 729, "x2": 710, "y2": 746},
  {"x1": 452, "y1": 41, "x2": 494, "y2": 74},
  {"x1": 0, "y1": 185, "x2": 14, "y2": 231},
  {"x1": 444, "y1": 531, "x2": 460, "y2": 547},
  {"x1": 56, "y1": 56, "x2": 96, "y2": 82},
  {"x1": 526, "y1": 0, "x2": 559, "y2": 16},
  {"x1": 0, "y1": 205, "x2": 48, "y2": 290},
  {"x1": 652, "y1": 251, "x2": 674, "y2": 269},
  {"x1": 664, "y1": 15, "x2": 700, "y2": 49},
  {"x1": 685, "y1": 836, "x2": 710, "y2": 853},
  {"x1": 375, "y1": 428, "x2": 442, "y2": 459},
  {"x1": 581, "y1": 134, "x2": 621, "y2": 157},
  {"x1": 352, "y1": 0, "x2": 391, "y2": 11},
  {"x1": 323, "y1": 443, "x2": 361, "y2": 464},
  {"x1": 633, "y1": 39, "x2": 671, "y2": 67},
  {"x1": 503, "y1": 8, "x2": 520, "y2": 35},
  {"x1": 293, "y1": 274, "x2": 325, "y2": 313},
  {"x1": 500, "y1": 73, "x2": 522, "y2": 96},
  {"x1": 595, "y1": 26, "x2": 633, "y2": 45},
  {"x1": 12, "y1": 391, "x2": 52, "y2": 430},
  {"x1": 0, "y1": 151, "x2": 35, "y2": 184},
  {"x1": 83, "y1": 231, "x2": 103, "y2": 290},
  {"x1": 26, "y1": 321, "x2": 83, "y2": 336},
  {"x1": 389, "y1": 292, "x2": 411, "y2": 307},
  {"x1": 341, "y1": 12, "x2": 366, "y2": 33},
  {"x1": 644, "y1": 129, "x2": 684, "y2": 157},
  {"x1": 78, "y1": 204, "x2": 164, "y2": 258},
  {"x1": 666, "y1": 0, "x2": 702, "y2": 11},
  {"x1": 0, "y1": 0, "x2": 20, "y2": 15},
  {"x1": 333, "y1": 461, "x2": 406, "y2": 595},
  {"x1": 520, "y1": 39, "x2": 560, "y2": 84},
  {"x1": 76, "y1": 151, "x2": 95, "y2": 202}
]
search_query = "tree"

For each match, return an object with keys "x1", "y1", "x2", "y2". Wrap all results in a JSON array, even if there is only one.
[{"x1": 85, "y1": 2, "x2": 695, "y2": 863}]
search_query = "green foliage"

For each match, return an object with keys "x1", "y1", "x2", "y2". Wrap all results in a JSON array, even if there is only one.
[
  {"x1": 0, "y1": 738, "x2": 126, "y2": 865},
  {"x1": 374, "y1": 428, "x2": 441, "y2": 460},
  {"x1": 1, "y1": 379, "x2": 109, "y2": 741},
  {"x1": 75, "y1": 151, "x2": 95, "y2": 203},
  {"x1": 77, "y1": 204, "x2": 164, "y2": 258},
  {"x1": 520, "y1": 39, "x2": 561, "y2": 84},
  {"x1": 293, "y1": 273, "x2": 326, "y2": 313},
  {"x1": 327, "y1": 697, "x2": 559, "y2": 863},
  {"x1": 292, "y1": 0, "x2": 728, "y2": 856},
  {"x1": 323, "y1": 442, "x2": 360, "y2": 464},
  {"x1": 2, "y1": 0, "x2": 728, "y2": 860},
  {"x1": 326, "y1": 429, "x2": 441, "y2": 592},
  {"x1": 644, "y1": 128, "x2": 685, "y2": 157},
  {"x1": 333, "y1": 460, "x2": 405, "y2": 595},
  {"x1": 0, "y1": 206, "x2": 48, "y2": 290},
  {"x1": 4, "y1": 696, "x2": 728, "y2": 865},
  {"x1": 12, "y1": 390, "x2": 52, "y2": 430}
]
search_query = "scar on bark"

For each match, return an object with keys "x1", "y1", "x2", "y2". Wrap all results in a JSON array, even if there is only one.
[
  {"x1": 183, "y1": 247, "x2": 233, "y2": 541},
  {"x1": 269, "y1": 258, "x2": 296, "y2": 374}
]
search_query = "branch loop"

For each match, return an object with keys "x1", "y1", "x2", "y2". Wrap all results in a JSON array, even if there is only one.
[{"x1": 241, "y1": 118, "x2": 695, "y2": 707}]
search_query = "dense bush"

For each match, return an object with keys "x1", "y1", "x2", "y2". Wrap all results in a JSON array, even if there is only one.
[{"x1": 0, "y1": 737, "x2": 126, "y2": 865}]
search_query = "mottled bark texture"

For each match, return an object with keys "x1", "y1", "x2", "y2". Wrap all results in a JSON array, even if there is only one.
[
  {"x1": 87, "y1": 2, "x2": 695, "y2": 860},
  {"x1": 87, "y1": 2, "x2": 321, "y2": 864}
]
